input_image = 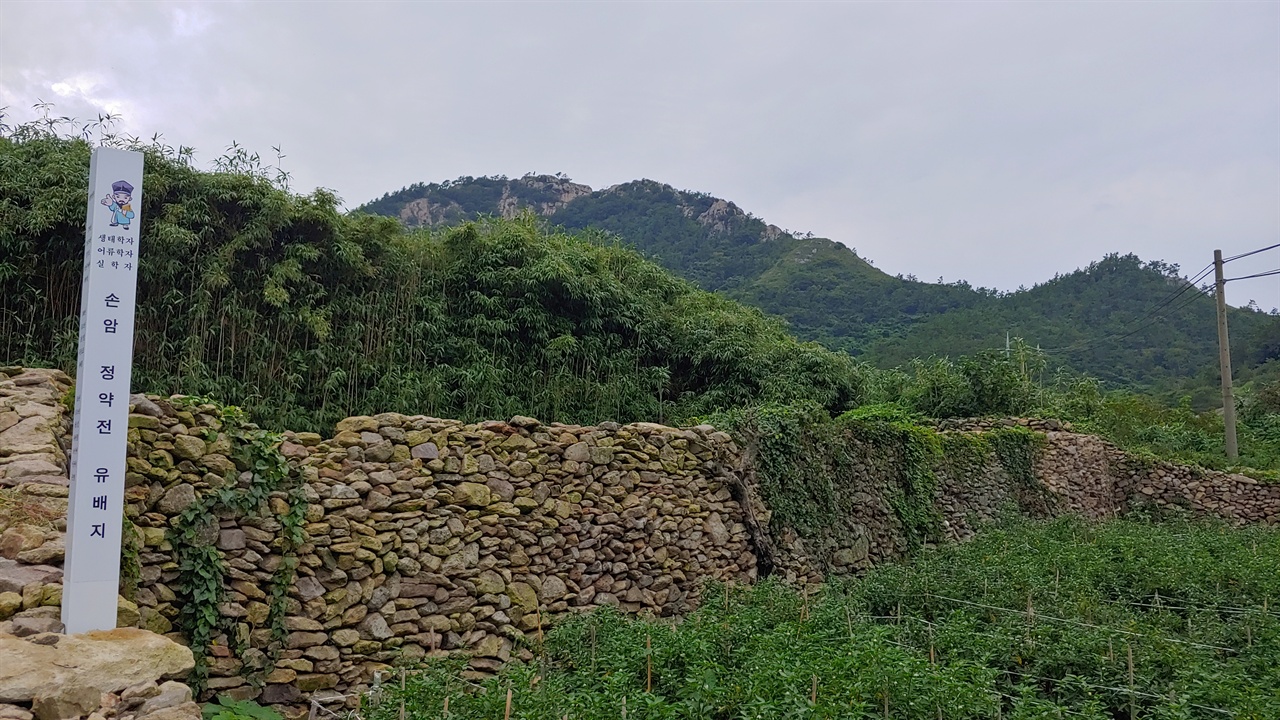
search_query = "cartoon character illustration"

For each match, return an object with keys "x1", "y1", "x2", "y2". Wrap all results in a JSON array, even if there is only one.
[{"x1": 100, "y1": 180, "x2": 135, "y2": 230}]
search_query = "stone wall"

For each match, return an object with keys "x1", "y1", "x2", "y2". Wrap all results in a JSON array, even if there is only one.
[
  {"x1": 938, "y1": 416, "x2": 1280, "y2": 525},
  {"x1": 743, "y1": 417, "x2": 1280, "y2": 587},
  {"x1": 108, "y1": 392, "x2": 750, "y2": 710},
  {"x1": 1, "y1": 367, "x2": 1277, "y2": 714}
]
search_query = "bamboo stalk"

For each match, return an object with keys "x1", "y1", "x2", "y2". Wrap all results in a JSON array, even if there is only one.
[
  {"x1": 810, "y1": 675, "x2": 817, "y2": 705},
  {"x1": 503, "y1": 685, "x2": 512, "y2": 720}
]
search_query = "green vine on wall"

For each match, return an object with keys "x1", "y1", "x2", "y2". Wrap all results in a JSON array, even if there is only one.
[
  {"x1": 711, "y1": 403, "x2": 1066, "y2": 576},
  {"x1": 711, "y1": 402, "x2": 947, "y2": 571},
  {"x1": 988, "y1": 426, "x2": 1045, "y2": 489},
  {"x1": 838, "y1": 405, "x2": 944, "y2": 553},
  {"x1": 120, "y1": 517, "x2": 142, "y2": 602},
  {"x1": 167, "y1": 396, "x2": 304, "y2": 693}
]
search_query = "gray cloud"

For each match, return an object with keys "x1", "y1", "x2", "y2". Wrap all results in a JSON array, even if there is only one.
[{"x1": 2, "y1": 1, "x2": 1276, "y2": 307}]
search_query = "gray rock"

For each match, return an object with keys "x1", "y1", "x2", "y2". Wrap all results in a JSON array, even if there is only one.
[
  {"x1": 411, "y1": 443, "x2": 439, "y2": 460},
  {"x1": 564, "y1": 443, "x2": 590, "y2": 462},
  {"x1": 136, "y1": 681, "x2": 192, "y2": 715},
  {"x1": 10, "y1": 616, "x2": 64, "y2": 637},
  {"x1": 217, "y1": 530, "x2": 245, "y2": 551},
  {"x1": 704, "y1": 513, "x2": 729, "y2": 545},
  {"x1": 156, "y1": 485, "x2": 197, "y2": 515},
  {"x1": 357, "y1": 613, "x2": 392, "y2": 640},
  {"x1": 129, "y1": 395, "x2": 165, "y2": 417},
  {"x1": 294, "y1": 575, "x2": 325, "y2": 601},
  {"x1": 260, "y1": 685, "x2": 301, "y2": 704},
  {"x1": 16, "y1": 539, "x2": 63, "y2": 566},
  {"x1": 0, "y1": 560, "x2": 61, "y2": 594}
]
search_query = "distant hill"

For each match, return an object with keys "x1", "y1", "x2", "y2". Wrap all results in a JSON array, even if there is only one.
[{"x1": 358, "y1": 175, "x2": 1280, "y2": 396}]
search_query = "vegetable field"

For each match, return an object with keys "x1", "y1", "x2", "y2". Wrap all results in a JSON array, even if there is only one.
[{"x1": 367, "y1": 517, "x2": 1280, "y2": 719}]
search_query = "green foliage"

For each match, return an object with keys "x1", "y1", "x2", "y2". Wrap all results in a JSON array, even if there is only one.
[
  {"x1": 895, "y1": 352, "x2": 1036, "y2": 419},
  {"x1": 120, "y1": 517, "x2": 141, "y2": 601},
  {"x1": 202, "y1": 696, "x2": 283, "y2": 720},
  {"x1": 367, "y1": 518, "x2": 1280, "y2": 719},
  {"x1": 168, "y1": 397, "x2": 302, "y2": 693},
  {"x1": 1, "y1": 132, "x2": 867, "y2": 432},
  {"x1": 1041, "y1": 373, "x2": 1280, "y2": 477},
  {"x1": 988, "y1": 426, "x2": 1045, "y2": 490},
  {"x1": 710, "y1": 403, "x2": 946, "y2": 566}
]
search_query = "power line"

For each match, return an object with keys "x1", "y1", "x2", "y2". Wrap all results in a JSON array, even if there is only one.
[
  {"x1": 1222, "y1": 243, "x2": 1280, "y2": 263},
  {"x1": 923, "y1": 593, "x2": 1235, "y2": 651},
  {"x1": 1009, "y1": 248, "x2": 1269, "y2": 358},
  {"x1": 1224, "y1": 268, "x2": 1280, "y2": 283},
  {"x1": 1039, "y1": 274, "x2": 1213, "y2": 354}
]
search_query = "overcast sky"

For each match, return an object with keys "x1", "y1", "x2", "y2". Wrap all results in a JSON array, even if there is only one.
[{"x1": 2, "y1": 1, "x2": 1277, "y2": 308}]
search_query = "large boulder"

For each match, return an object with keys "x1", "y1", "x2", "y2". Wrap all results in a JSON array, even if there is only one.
[{"x1": 0, "y1": 628, "x2": 194, "y2": 705}]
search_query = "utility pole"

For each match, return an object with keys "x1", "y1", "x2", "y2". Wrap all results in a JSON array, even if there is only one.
[{"x1": 1213, "y1": 250, "x2": 1239, "y2": 461}]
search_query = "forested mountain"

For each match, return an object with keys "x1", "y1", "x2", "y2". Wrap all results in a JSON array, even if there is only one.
[{"x1": 360, "y1": 175, "x2": 1280, "y2": 396}]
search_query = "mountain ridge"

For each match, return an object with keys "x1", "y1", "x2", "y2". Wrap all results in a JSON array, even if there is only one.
[{"x1": 357, "y1": 174, "x2": 1280, "y2": 398}]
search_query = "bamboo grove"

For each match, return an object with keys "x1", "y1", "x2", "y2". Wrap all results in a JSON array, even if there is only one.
[{"x1": 0, "y1": 130, "x2": 866, "y2": 432}]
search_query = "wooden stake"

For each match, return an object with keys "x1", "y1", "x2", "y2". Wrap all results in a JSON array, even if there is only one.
[
  {"x1": 504, "y1": 686, "x2": 513, "y2": 720},
  {"x1": 646, "y1": 634, "x2": 653, "y2": 693},
  {"x1": 1126, "y1": 643, "x2": 1135, "y2": 720},
  {"x1": 621, "y1": 695, "x2": 627, "y2": 720},
  {"x1": 398, "y1": 669, "x2": 406, "y2": 720},
  {"x1": 883, "y1": 678, "x2": 890, "y2": 718},
  {"x1": 442, "y1": 696, "x2": 449, "y2": 717},
  {"x1": 810, "y1": 674, "x2": 818, "y2": 704},
  {"x1": 802, "y1": 586, "x2": 810, "y2": 621},
  {"x1": 845, "y1": 604, "x2": 853, "y2": 639},
  {"x1": 1108, "y1": 638, "x2": 1114, "y2": 664}
]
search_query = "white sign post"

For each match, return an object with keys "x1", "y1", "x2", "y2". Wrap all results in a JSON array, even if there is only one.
[{"x1": 62, "y1": 147, "x2": 144, "y2": 634}]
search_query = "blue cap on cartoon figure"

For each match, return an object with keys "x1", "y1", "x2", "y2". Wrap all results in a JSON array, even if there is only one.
[{"x1": 112, "y1": 180, "x2": 134, "y2": 194}]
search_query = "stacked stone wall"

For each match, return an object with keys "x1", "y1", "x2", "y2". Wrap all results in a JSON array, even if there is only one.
[{"x1": 122, "y1": 399, "x2": 754, "y2": 707}]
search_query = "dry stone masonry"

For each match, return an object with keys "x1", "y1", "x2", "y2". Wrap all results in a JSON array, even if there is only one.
[
  {"x1": 87, "y1": 389, "x2": 753, "y2": 710},
  {"x1": 0, "y1": 367, "x2": 1276, "y2": 715}
]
